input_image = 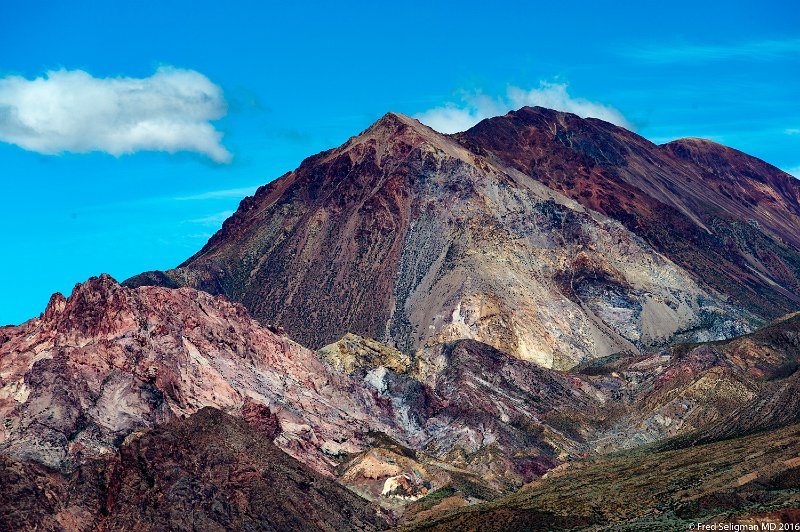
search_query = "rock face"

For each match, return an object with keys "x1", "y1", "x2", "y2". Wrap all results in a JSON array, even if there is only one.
[
  {"x1": 122, "y1": 109, "x2": 799, "y2": 369},
  {"x1": 0, "y1": 408, "x2": 390, "y2": 531},
  {"x1": 0, "y1": 276, "x2": 613, "y2": 501},
  {"x1": 318, "y1": 333, "x2": 411, "y2": 374},
  {"x1": 15, "y1": 275, "x2": 791, "y2": 501},
  {"x1": 671, "y1": 312, "x2": 800, "y2": 443},
  {"x1": 562, "y1": 312, "x2": 800, "y2": 454},
  {"x1": 0, "y1": 277, "x2": 612, "y2": 494},
  {"x1": 0, "y1": 274, "x2": 408, "y2": 474}
]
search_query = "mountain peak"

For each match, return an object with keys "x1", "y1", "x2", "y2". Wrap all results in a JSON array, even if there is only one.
[
  {"x1": 357, "y1": 111, "x2": 437, "y2": 139},
  {"x1": 489, "y1": 105, "x2": 631, "y2": 135},
  {"x1": 378, "y1": 110, "x2": 414, "y2": 123},
  {"x1": 339, "y1": 110, "x2": 478, "y2": 167},
  {"x1": 44, "y1": 273, "x2": 132, "y2": 337}
]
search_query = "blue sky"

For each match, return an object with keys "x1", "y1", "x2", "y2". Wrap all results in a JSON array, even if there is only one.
[{"x1": 1, "y1": 0, "x2": 798, "y2": 325}]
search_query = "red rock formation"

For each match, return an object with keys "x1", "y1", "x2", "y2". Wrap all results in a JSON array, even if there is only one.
[
  {"x1": 0, "y1": 275, "x2": 610, "y2": 494},
  {"x1": 0, "y1": 274, "x2": 407, "y2": 474},
  {"x1": 2, "y1": 276, "x2": 800, "y2": 526}
]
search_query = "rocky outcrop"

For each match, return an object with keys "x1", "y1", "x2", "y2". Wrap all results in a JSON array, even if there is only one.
[
  {"x1": 318, "y1": 333, "x2": 411, "y2": 374},
  {"x1": 0, "y1": 276, "x2": 614, "y2": 500},
  {"x1": 576, "y1": 311, "x2": 800, "y2": 451},
  {"x1": 2, "y1": 275, "x2": 800, "y2": 527},
  {"x1": 0, "y1": 274, "x2": 409, "y2": 474}
]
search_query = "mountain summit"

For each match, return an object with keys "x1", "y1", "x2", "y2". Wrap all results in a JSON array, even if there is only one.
[{"x1": 126, "y1": 108, "x2": 800, "y2": 369}]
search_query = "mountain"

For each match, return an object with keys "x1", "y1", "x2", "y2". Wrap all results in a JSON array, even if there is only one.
[
  {"x1": 2, "y1": 275, "x2": 799, "y2": 528},
  {"x1": 578, "y1": 310, "x2": 800, "y2": 452},
  {"x1": 5, "y1": 274, "x2": 799, "y2": 509},
  {"x1": 125, "y1": 108, "x2": 800, "y2": 369},
  {"x1": 458, "y1": 107, "x2": 800, "y2": 320},
  {"x1": 667, "y1": 311, "x2": 800, "y2": 443}
]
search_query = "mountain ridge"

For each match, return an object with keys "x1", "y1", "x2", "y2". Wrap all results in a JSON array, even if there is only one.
[{"x1": 457, "y1": 106, "x2": 800, "y2": 319}]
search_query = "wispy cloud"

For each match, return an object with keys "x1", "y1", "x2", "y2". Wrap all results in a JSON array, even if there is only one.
[
  {"x1": 0, "y1": 67, "x2": 231, "y2": 162},
  {"x1": 187, "y1": 232, "x2": 214, "y2": 241},
  {"x1": 625, "y1": 37, "x2": 800, "y2": 64},
  {"x1": 415, "y1": 82, "x2": 631, "y2": 134},
  {"x1": 175, "y1": 185, "x2": 259, "y2": 201},
  {"x1": 506, "y1": 84, "x2": 631, "y2": 129},
  {"x1": 415, "y1": 93, "x2": 506, "y2": 134},
  {"x1": 784, "y1": 166, "x2": 800, "y2": 178},
  {"x1": 187, "y1": 210, "x2": 234, "y2": 225},
  {"x1": 786, "y1": 128, "x2": 800, "y2": 135}
]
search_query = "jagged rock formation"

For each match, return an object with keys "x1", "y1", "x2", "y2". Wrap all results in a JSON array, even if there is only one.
[
  {"x1": 122, "y1": 109, "x2": 799, "y2": 369},
  {"x1": 318, "y1": 333, "x2": 411, "y2": 374},
  {"x1": 0, "y1": 277, "x2": 614, "y2": 497},
  {"x1": 0, "y1": 277, "x2": 608, "y2": 505},
  {"x1": 0, "y1": 274, "x2": 409, "y2": 475}
]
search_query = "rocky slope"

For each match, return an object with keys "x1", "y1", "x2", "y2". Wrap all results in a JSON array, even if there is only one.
[
  {"x1": 668, "y1": 312, "x2": 800, "y2": 444},
  {"x1": 585, "y1": 311, "x2": 800, "y2": 451},
  {"x1": 458, "y1": 107, "x2": 800, "y2": 319},
  {"x1": 0, "y1": 408, "x2": 390, "y2": 531},
  {"x1": 319, "y1": 309, "x2": 800, "y2": 506},
  {"x1": 0, "y1": 276, "x2": 615, "y2": 506},
  {"x1": 123, "y1": 109, "x2": 792, "y2": 370},
  {"x1": 336, "y1": 308, "x2": 800, "y2": 463},
  {"x1": 0, "y1": 274, "x2": 409, "y2": 475},
  {"x1": 330, "y1": 337, "x2": 610, "y2": 495},
  {"x1": 403, "y1": 422, "x2": 800, "y2": 530}
]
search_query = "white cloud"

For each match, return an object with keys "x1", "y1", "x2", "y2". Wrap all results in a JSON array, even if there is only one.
[
  {"x1": 188, "y1": 210, "x2": 234, "y2": 225},
  {"x1": 786, "y1": 128, "x2": 800, "y2": 135},
  {"x1": 507, "y1": 83, "x2": 632, "y2": 129},
  {"x1": 175, "y1": 185, "x2": 259, "y2": 201},
  {"x1": 784, "y1": 166, "x2": 800, "y2": 178},
  {"x1": 415, "y1": 93, "x2": 507, "y2": 135},
  {"x1": 415, "y1": 82, "x2": 631, "y2": 134},
  {"x1": 0, "y1": 67, "x2": 231, "y2": 162}
]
